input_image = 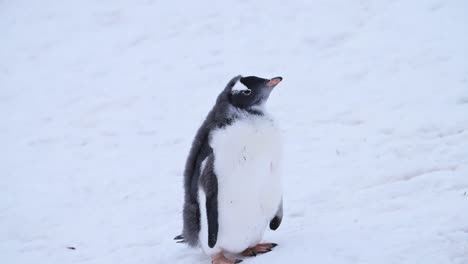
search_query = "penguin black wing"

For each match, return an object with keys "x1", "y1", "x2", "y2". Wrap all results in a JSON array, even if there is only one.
[
  {"x1": 199, "y1": 155, "x2": 219, "y2": 248},
  {"x1": 269, "y1": 199, "x2": 283, "y2": 230}
]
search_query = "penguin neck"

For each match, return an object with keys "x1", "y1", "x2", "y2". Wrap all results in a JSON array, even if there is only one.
[
  {"x1": 245, "y1": 107, "x2": 264, "y2": 116},
  {"x1": 230, "y1": 104, "x2": 266, "y2": 117},
  {"x1": 247, "y1": 103, "x2": 268, "y2": 116}
]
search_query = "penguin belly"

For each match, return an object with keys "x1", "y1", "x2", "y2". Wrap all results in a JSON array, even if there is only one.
[{"x1": 199, "y1": 114, "x2": 282, "y2": 255}]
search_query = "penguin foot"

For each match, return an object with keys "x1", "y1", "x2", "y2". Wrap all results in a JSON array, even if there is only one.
[
  {"x1": 242, "y1": 243, "x2": 278, "y2": 257},
  {"x1": 212, "y1": 253, "x2": 242, "y2": 264}
]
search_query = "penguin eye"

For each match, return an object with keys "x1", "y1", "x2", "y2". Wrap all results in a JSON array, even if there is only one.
[{"x1": 242, "y1": 90, "x2": 251, "y2": 96}]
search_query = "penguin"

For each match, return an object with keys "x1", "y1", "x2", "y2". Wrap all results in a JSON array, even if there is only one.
[{"x1": 175, "y1": 75, "x2": 284, "y2": 264}]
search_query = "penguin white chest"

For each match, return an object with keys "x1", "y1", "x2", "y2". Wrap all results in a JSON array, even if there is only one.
[{"x1": 206, "y1": 114, "x2": 283, "y2": 254}]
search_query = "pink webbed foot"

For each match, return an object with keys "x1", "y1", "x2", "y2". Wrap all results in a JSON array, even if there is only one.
[
  {"x1": 211, "y1": 253, "x2": 243, "y2": 264},
  {"x1": 242, "y1": 243, "x2": 278, "y2": 257}
]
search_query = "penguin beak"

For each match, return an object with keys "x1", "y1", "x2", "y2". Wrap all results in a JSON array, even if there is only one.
[{"x1": 266, "y1": 77, "x2": 283, "y2": 88}]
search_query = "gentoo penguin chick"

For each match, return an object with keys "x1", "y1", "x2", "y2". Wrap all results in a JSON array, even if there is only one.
[{"x1": 176, "y1": 75, "x2": 284, "y2": 264}]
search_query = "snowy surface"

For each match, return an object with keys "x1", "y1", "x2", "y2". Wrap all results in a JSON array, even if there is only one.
[{"x1": 1, "y1": 0, "x2": 468, "y2": 263}]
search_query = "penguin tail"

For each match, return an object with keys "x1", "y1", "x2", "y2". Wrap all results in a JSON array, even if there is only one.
[{"x1": 174, "y1": 234, "x2": 186, "y2": 244}]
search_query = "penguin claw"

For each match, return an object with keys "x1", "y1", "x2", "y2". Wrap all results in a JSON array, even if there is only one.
[
  {"x1": 235, "y1": 260, "x2": 243, "y2": 263},
  {"x1": 270, "y1": 243, "x2": 278, "y2": 248}
]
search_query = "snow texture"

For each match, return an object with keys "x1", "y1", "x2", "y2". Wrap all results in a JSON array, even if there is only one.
[{"x1": 1, "y1": 0, "x2": 468, "y2": 264}]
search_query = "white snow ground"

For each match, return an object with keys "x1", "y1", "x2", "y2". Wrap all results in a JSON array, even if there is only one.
[{"x1": 1, "y1": 0, "x2": 468, "y2": 263}]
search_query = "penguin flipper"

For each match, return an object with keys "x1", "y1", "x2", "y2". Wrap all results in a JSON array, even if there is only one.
[
  {"x1": 269, "y1": 199, "x2": 283, "y2": 231},
  {"x1": 200, "y1": 155, "x2": 219, "y2": 248}
]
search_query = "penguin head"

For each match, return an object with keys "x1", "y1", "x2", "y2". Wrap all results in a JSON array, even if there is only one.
[{"x1": 229, "y1": 76, "x2": 283, "y2": 110}]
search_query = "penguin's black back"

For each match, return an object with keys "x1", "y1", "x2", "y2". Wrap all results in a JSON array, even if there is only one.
[{"x1": 179, "y1": 75, "x2": 241, "y2": 246}]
